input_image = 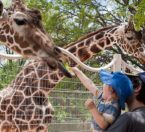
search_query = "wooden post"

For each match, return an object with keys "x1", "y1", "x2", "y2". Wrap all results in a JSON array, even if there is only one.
[{"x1": 112, "y1": 54, "x2": 122, "y2": 72}]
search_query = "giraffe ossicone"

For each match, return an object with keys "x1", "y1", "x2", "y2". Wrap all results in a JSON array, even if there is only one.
[{"x1": 0, "y1": 0, "x2": 72, "y2": 78}]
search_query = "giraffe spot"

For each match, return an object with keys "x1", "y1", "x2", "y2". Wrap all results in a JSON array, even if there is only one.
[
  {"x1": 23, "y1": 50, "x2": 33, "y2": 56},
  {"x1": 98, "y1": 40, "x2": 105, "y2": 48},
  {"x1": 6, "y1": 105, "x2": 14, "y2": 115},
  {"x1": 3, "y1": 25, "x2": 10, "y2": 34},
  {"x1": 106, "y1": 37, "x2": 110, "y2": 45},
  {"x1": 33, "y1": 44, "x2": 40, "y2": 52},
  {"x1": 95, "y1": 32, "x2": 104, "y2": 40},
  {"x1": 30, "y1": 120, "x2": 41, "y2": 129},
  {"x1": 11, "y1": 46, "x2": 22, "y2": 54},
  {"x1": 40, "y1": 78, "x2": 55, "y2": 91},
  {"x1": 34, "y1": 107, "x2": 43, "y2": 119},
  {"x1": 15, "y1": 119, "x2": 28, "y2": 131},
  {"x1": 16, "y1": 109, "x2": 26, "y2": 120},
  {"x1": 78, "y1": 48, "x2": 91, "y2": 61},
  {"x1": 14, "y1": 32, "x2": 24, "y2": 45},
  {"x1": 90, "y1": 45, "x2": 101, "y2": 54},
  {"x1": 11, "y1": 92, "x2": 24, "y2": 108},
  {"x1": 43, "y1": 116, "x2": 52, "y2": 123},
  {"x1": 45, "y1": 108, "x2": 50, "y2": 115},
  {"x1": 0, "y1": 35, "x2": 7, "y2": 42},
  {"x1": 68, "y1": 47, "x2": 76, "y2": 53},
  {"x1": 23, "y1": 75, "x2": 38, "y2": 89},
  {"x1": 2, "y1": 22, "x2": 6, "y2": 27},
  {"x1": 20, "y1": 40, "x2": 30, "y2": 48},
  {"x1": 25, "y1": 105, "x2": 35, "y2": 121},
  {"x1": 85, "y1": 38, "x2": 93, "y2": 46},
  {"x1": 7, "y1": 36, "x2": 14, "y2": 43},
  {"x1": 7, "y1": 115, "x2": 13, "y2": 122},
  {"x1": 78, "y1": 42, "x2": 84, "y2": 47},
  {"x1": 110, "y1": 37, "x2": 114, "y2": 41},
  {"x1": 0, "y1": 31, "x2": 4, "y2": 34},
  {"x1": 20, "y1": 98, "x2": 32, "y2": 111},
  {"x1": 10, "y1": 28, "x2": 14, "y2": 35},
  {"x1": 24, "y1": 87, "x2": 32, "y2": 96},
  {"x1": 50, "y1": 74, "x2": 59, "y2": 82},
  {"x1": 37, "y1": 68, "x2": 48, "y2": 78},
  {"x1": 0, "y1": 110, "x2": 5, "y2": 121},
  {"x1": 1, "y1": 99, "x2": 10, "y2": 111},
  {"x1": 33, "y1": 91, "x2": 46, "y2": 105},
  {"x1": 36, "y1": 126, "x2": 45, "y2": 131},
  {"x1": 23, "y1": 66, "x2": 35, "y2": 75}
]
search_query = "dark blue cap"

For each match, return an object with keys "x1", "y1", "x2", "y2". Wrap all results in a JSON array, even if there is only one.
[
  {"x1": 99, "y1": 70, "x2": 133, "y2": 110},
  {"x1": 138, "y1": 72, "x2": 145, "y2": 84}
]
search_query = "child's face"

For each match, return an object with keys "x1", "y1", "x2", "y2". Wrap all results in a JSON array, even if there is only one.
[{"x1": 102, "y1": 84, "x2": 114, "y2": 100}]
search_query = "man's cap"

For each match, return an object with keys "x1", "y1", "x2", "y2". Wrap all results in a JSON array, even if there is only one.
[
  {"x1": 138, "y1": 72, "x2": 145, "y2": 84},
  {"x1": 126, "y1": 72, "x2": 145, "y2": 85},
  {"x1": 99, "y1": 70, "x2": 133, "y2": 110}
]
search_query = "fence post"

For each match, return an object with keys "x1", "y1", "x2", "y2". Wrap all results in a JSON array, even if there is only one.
[{"x1": 112, "y1": 54, "x2": 122, "y2": 72}]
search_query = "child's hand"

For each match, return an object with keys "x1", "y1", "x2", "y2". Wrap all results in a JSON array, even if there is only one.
[{"x1": 85, "y1": 98, "x2": 96, "y2": 110}]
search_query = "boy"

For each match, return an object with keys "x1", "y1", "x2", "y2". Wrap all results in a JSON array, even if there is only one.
[{"x1": 72, "y1": 68, "x2": 133, "y2": 132}]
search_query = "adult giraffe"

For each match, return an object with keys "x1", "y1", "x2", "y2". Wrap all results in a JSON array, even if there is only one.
[
  {"x1": 0, "y1": 0, "x2": 72, "y2": 77},
  {"x1": 0, "y1": 0, "x2": 145, "y2": 132}
]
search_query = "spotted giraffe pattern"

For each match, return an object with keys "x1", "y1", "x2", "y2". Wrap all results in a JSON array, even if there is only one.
[
  {"x1": 0, "y1": 23, "x2": 144, "y2": 131},
  {"x1": 0, "y1": 0, "x2": 145, "y2": 131}
]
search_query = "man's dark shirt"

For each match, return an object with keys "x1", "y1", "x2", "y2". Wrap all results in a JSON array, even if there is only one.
[{"x1": 106, "y1": 107, "x2": 145, "y2": 132}]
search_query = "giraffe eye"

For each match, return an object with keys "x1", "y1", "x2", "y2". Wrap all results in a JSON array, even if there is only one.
[
  {"x1": 127, "y1": 36, "x2": 133, "y2": 40},
  {"x1": 14, "y1": 18, "x2": 27, "y2": 26}
]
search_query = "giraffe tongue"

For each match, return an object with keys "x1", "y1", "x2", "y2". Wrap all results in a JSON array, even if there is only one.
[{"x1": 57, "y1": 62, "x2": 73, "y2": 78}]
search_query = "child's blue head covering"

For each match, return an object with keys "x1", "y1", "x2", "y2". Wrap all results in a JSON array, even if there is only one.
[{"x1": 99, "y1": 70, "x2": 133, "y2": 110}]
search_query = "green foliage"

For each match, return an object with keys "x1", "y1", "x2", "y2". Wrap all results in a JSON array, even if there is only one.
[
  {"x1": 0, "y1": 60, "x2": 24, "y2": 89},
  {"x1": 133, "y1": 0, "x2": 145, "y2": 30}
]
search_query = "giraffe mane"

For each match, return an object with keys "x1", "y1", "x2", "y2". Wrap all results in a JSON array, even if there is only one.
[{"x1": 64, "y1": 25, "x2": 117, "y2": 48}]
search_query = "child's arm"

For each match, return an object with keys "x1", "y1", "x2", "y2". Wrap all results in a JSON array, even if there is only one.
[
  {"x1": 72, "y1": 67, "x2": 98, "y2": 96},
  {"x1": 85, "y1": 99, "x2": 111, "y2": 129}
]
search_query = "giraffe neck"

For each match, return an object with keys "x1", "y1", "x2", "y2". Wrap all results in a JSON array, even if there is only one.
[{"x1": 66, "y1": 25, "x2": 123, "y2": 65}]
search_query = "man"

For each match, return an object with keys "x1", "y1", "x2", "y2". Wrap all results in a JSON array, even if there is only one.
[{"x1": 106, "y1": 72, "x2": 145, "y2": 132}]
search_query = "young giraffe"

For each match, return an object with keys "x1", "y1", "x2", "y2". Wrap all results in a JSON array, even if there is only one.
[
  {"x1": 0, "y1": 0, "x2": 71, "y2": 77},
  {"x1": 0, "y1": 23, "x2": 144, "y2": 131}
]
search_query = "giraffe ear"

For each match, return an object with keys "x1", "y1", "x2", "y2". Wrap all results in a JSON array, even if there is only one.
[
  {"x1": 127, "y1": 17, "x2": 135, "y2": 31},
  {"x1": 125, "y1": 17, "x2": 135, "y2": 33}
]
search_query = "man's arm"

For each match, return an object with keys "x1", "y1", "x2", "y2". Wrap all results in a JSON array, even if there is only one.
[{"x1": 72, "y1": 67, "x2": 98, "y2": 96}]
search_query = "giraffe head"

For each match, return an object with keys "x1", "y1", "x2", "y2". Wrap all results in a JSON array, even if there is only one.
[
  {"x1": 122, "y1": 19, "x2": 145, "y2": 64},
  {"x1": 0, "y1": 0, "x2": 72, "y2": 78}
]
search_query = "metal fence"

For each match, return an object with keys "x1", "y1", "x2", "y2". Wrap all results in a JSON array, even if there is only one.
[{"x1": 0, "y1": 57, "x2": 102, "y2": 132}]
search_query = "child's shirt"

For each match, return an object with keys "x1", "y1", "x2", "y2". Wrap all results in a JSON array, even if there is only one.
[{"x1": 92, "y1": 91, "x2": 121, "y2": 131}]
